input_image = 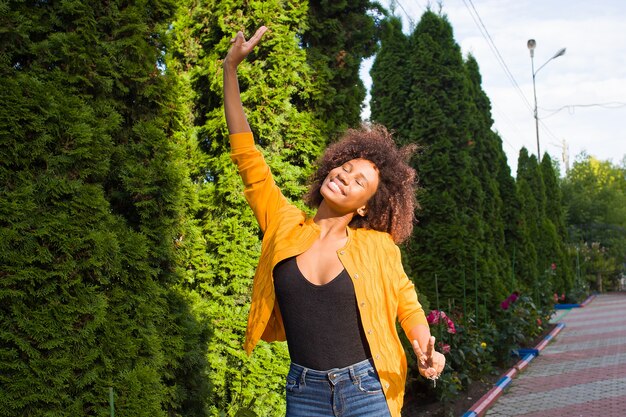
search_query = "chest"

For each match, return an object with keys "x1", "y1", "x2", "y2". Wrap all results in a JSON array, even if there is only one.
[{"x1": 295, "y1": 235, "x2": 348, "y2": 285}]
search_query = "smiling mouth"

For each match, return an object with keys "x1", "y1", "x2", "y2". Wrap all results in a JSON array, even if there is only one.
[{"x1": 328, "y1": 180, "x2": 345, "y2": 195}]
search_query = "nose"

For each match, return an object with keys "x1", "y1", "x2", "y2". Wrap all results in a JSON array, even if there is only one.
[{"x1": 336, "y1": 171, "x2": 349, "y2": 185}]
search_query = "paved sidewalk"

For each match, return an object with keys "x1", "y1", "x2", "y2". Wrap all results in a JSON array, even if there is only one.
[{"x1": 485, "y1": 292, "x2": 626, "y2": 417}]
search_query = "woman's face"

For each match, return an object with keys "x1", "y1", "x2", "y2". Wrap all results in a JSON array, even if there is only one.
[{"x1": 320, "y1": 158, "x2": 380, "y2": 216}]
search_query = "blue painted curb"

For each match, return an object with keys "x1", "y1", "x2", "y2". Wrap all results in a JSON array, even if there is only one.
[
  {"x1": 555, "y1": 303, "x2": 581, "y2": 309},
  {"x1": 462, "y1": 325, "x2": 563, "y2": 416},
  {"x1": 554, "y1": 294, "x2": 597, "y2": 310},
  {"x1": 512, "y1": 348, "x2": 539, "y2": 357}
]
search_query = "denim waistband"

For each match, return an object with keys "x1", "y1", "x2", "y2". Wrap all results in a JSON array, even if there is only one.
[{"x1": 289, "y1": 358, "x2": 375, "y2": 385}]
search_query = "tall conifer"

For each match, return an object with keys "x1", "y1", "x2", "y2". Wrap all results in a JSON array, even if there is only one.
[
  {"x1": 398, "y1": 11, "x2": 485, "y2": 312},
  {"x1": 302, "y1": 0, "x2": 382, "y2": 135},
  {"x1": 0, "y1": 1, "x2": 208, "y2": 415},
  {"x1": 515, "y1": 149, "x2": 541, "y2": 290},
  {"x1": 540, "y1": 154, "x2": 573, "y2": 292},
  {"x1": 370, "y1": 16, "x2": 412, "y2": 140},
  {"x1": 170, "y1": 1, "x2": 377, "y2": 414},
  {"x1": 464, "y1": 55, "x2": 510, "y2": 300}
]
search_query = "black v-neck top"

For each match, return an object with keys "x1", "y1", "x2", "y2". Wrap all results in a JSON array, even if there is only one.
[{"x1": 273, "y1": 256, "x2": 371, "y2": 370}]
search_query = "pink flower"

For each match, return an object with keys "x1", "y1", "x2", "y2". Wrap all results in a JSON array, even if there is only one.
[
  {"x1": 553, "y1": 293, "x2": 559, "y2": 303},
  {"x1": 439, "y1": 343, "x2": 451, "y2": 354},
  {"x1": 501, "y1": 291, "x2": 519, "y2": 310},
  {"x1": 427, "y1": 310, "x2": 456, "y2": 334},
  {"x1": 560, "y1": 293, "x2": 566, "y2": 301},
  {"x1": 537, "y1": 318, "x2": 542, "y2": 326},
  {"x1": 446, "y1": 320, "x2": 457, "y2": 334}
]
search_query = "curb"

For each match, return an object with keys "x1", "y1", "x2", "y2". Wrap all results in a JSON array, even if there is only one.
[
  {"x1": 461, "y1": 323, "x2": 566, "y2": 417},
  {"x1": 554, "y1": 293, "x2": 597, "y2": 309}
]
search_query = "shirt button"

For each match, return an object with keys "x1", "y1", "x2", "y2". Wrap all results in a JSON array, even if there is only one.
[
  {"x1": 360, "y1": 302, "x2": 366, "y2": 307},
  {"x1": 367, "y1": 329, "x2": 372, "y2": 334},
  {"x1": 354, "y1": 273, "x2": 359, "y2": 278},
  {"x1": 385, "y1": 383, "x2": 390, "y2": 389},
  {"x1": 375, "y1": 354, "x2": 380, "y2": 360},
  {"x1": 339, "y1": 250, "x2": 345, "y2": 255}
]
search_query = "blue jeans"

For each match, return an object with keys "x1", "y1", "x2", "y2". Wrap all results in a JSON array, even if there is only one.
[{"x1": 285, "y1": 358, "x2": 391, "y2": 417}]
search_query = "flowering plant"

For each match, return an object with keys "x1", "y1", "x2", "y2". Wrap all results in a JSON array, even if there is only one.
[
  {"x1": 426, "y1": 310, "x2": 456, "y2": 334},
  {"x1": 500, "y1": 291, "x2": 520, "y2": 310}
]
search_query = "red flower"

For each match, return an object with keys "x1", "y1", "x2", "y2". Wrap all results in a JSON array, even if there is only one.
[
  {"x1": 501, "y1": 291, "x2": 520, "y2": 310},
  {"x1": 427, "y1": 310, "x2": 456, "y2": 334},
  {"x1": 438, "y1": 342, "x2": 451, "y2": 354}
]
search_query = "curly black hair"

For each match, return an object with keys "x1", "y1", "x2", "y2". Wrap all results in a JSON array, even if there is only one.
[{"x1": 304, "y1": 124, "x2": 419, "y2": 244}]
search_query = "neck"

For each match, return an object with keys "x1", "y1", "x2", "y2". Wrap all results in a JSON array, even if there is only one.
[{"x1": 313, "y1": 201, "x2": 355, "y2": 239}]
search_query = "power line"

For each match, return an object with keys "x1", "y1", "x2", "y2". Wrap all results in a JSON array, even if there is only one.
[
  {"x1": 462, "y1": 0, "x2": 534, "y2": 114},
  {"x1": 393, "y1": 0, "x2": 415, "y2": 27},
  {"x1": 540, "y1": 101, "x2": 626, "y2": 119}
]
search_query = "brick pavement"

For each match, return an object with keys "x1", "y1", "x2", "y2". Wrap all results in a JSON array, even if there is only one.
[{"x1": 484, "y1": 292, "x2": 626, "y2": 417}]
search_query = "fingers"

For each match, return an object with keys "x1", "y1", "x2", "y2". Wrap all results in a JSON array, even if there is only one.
[
  {"x1": 247, "y1": 26, "x2": 268, "y2": 48},
  {"x1": 426, "y1": 336, "x2": 435, "y2": 359},
  {"x1": 412, "y1": 340, "x2": 428, "y2": 366},
  {"x1": 230, "y1": 31, "x2": 244, "y2": 44},
  {"x1": 430, "y1": 351, "x2": 445, "y2": 375},
  {"x1": 414, "y1": 337, "x2": 445, "y2": 380},
  {"x1": 230, "y1": 26, "x2": 267, "y2": 47}
]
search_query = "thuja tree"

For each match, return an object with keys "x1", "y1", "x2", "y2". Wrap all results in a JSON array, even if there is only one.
[
  {"x1": 370, "y1": 15, "x2": 413, "y2": 141},
  {"x1": 395, "y1": 11, "x2": 487, "y2": 313},
  {"x1": 170, "y1": 1, "x2": 332, "y2": 415},
  {"x1": 464, "y1": 55, "x2": 511, "y2": 301},
  {"x1": 302, "y1": 0, "x2": 382, "y2": 135},
  {"x1": 0, "y1": 1, "x2": 210, "y2": 416},
  {"x1": 514, "y1": 149, "x2": 541, "y2": 294},
  {"x1": 540, "y1": 154, "x2": 573, "y2": 293}
]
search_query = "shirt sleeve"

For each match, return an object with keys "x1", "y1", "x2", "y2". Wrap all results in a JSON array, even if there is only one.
[
  {"x1": 229, "y1": 132, "x2": 289, "y2": 233},
  {"x1": 390, "y1": 244, "x2": 429, "y2": 335}
]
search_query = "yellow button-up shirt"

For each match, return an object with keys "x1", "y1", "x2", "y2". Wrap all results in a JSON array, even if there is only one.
[{"x1": 230, "y1": 132, "x2": 428, "y2": 416}]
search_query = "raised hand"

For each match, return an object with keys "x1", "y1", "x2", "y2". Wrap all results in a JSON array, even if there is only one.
[
  {"x1": 412, "y1": 336, "x2": 446, "y2": 382},
  {"x1": 223, "y1": 26, "x2": 268, "y2": 69}
]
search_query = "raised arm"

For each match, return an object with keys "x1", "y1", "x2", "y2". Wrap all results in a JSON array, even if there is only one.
[
  {"x1": 222, "y1": 26, "x2": 290, "y2": 233},
  {"x1": 223, "y1": 26, "x2": 268, "y2": 134}
]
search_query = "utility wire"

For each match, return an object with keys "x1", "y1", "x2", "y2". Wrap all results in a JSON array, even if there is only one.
[
  {"x1": 463, "y1": 0, "x2": 534, "y2": 114},
  {"x1": 540, "y1": 101, "x2": 626, "y2": 119},
  {"x1": 393, "y1": 0, "x2": 415, "y2": 27}
]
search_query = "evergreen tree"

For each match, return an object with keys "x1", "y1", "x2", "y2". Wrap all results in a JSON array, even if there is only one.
[
  {"x1": 514, "y1": 149, "x2": 540, "y2": 292},
  {"x1": 397, "y1": 11, "x2": 486, "y2": 315},
  {"x1": 464, "y1": 55, "x2": 510, "y2": 302},
  {"x1": 540, "y1": 154, "x2": 573, "y2": 292},
  {"x1": 302, "y1": 0, "x2": 383, "y2": 135},
  {"x1": 495, "y1": 142, "x2": 523, "y2": 290},
  {"x1": 170, "y1": 1, "x2": 351, "y2": 414},
  {"x1": 0, "y1": 1, "x2": 208, "y2": 416},
  {"x1": 370, "y1": 15, "x2": 412, "y2": 140}
]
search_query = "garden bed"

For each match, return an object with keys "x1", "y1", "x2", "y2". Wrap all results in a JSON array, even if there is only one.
[{"x1": 402, "y1": 323, "x2": 557, "y2": 417}]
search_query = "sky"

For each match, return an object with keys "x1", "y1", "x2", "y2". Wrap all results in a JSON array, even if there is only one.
[{"x1": 360, "y1": 0, "x2": 626, "y2": 176}]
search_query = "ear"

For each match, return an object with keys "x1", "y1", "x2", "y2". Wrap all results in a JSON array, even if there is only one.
[{"x1": 357, "y1": 206, "x2": 368, "y2": 217}]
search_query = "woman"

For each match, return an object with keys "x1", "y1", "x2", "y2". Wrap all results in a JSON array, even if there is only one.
[{"x1": 223, "y1": 26, "x2": 445, "y2": 417}]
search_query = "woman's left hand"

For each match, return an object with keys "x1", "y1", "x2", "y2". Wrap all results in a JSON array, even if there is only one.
[{"x1": 412, "y1": 336, "x2": 446, "y2": 380}]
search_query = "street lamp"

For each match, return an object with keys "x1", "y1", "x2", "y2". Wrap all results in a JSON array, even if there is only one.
[{"x1": 527, "y1": 39, "x2": 566, "y2": 161}]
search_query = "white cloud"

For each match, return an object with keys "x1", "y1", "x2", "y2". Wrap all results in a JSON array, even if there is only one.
[{"x1": 363, "y1": 0, "x2": 626, "y2": 174}]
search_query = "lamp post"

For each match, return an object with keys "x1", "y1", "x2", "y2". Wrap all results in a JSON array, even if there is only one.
[{"x1": 527, "y1": 39, "x2": 566, "y2": 161}]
